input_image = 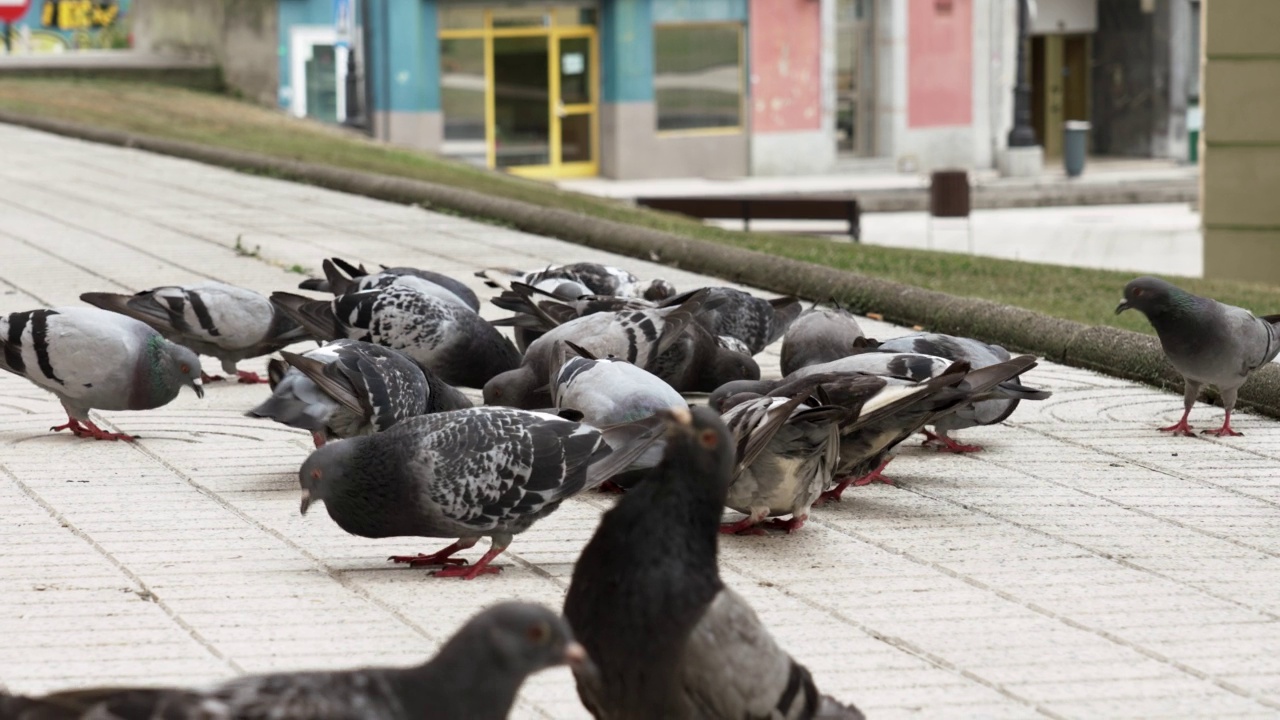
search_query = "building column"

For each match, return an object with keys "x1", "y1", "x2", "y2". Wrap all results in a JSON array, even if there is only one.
[{"x1": 367, "y1": 0, "x2": 442, "y2": 151}]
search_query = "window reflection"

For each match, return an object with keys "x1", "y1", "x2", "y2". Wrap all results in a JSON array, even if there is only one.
[{"x1": 653, "y1": 23, "x2": 743, "y2": 132}]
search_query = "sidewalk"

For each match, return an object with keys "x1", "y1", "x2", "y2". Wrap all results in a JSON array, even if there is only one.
[{"x1": 2, "y1": 124, "x2": 1279, "y2": 719}]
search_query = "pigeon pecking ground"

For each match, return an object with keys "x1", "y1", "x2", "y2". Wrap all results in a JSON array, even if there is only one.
[{"x1": 2, "y1": 125, "x2": 1280, "y2": 718}]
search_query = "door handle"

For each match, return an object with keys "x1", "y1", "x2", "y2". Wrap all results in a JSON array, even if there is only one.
[{"x1": 556, "y1": 102, "x2": 567, "y2": 118}]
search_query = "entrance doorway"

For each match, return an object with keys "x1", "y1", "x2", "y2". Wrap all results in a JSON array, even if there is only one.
[
  {"x1": 1030, "y1": 34, "x2": 1090, "y2": 158},
  {"x1": 835, "y1": 0, "x2": 877, "y2": 157},
  {"x1": 439, "y1": 6, "x2": 599, "y2": 178}
]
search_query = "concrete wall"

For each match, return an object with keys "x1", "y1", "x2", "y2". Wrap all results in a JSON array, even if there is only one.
[
  {"x1": 132, "y1": 0, "x2": 278, "y2": 105},
  {"x1": 1201, "y1": 0, "x2": 1280, "y2": 282}
]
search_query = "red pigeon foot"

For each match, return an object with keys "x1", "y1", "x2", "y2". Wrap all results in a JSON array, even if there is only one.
[
  {"x1": 201, "y1": 372, "x2": 227, "y2": 383},
  {"x1": 597, "y1": 480, "x2": 626, "y2": 494},
  {"x1": 817, "y1": 458, "x2": 893, "y2": 505},
  {"x1": 1159, "y1": 409, "x2": 1194, "y2": 436},
  {"x1": 760, "y1": 515, "x2": 806, "y2": 534},
  {"x1": 312, "y1": 432, "x2": 326, "y2": 448},
  {"x1": 51, "y1": 417, "x2": 136, "y2": 442},
  {"x1": 932, "y1": 436, "x2": 984, "y2": 453},
  {"x1": 430, "y1": 545, "x2": 506, "y2": 579},
  {"x1": 236, "y1": 370, "x2": 269, "y2": 384},
  {"x1": 1202, "y1": 412, "x2": 1243, "y2": 437},
  {"x1": 718, "y1": 516, "x2": 767, "y2": 536}
]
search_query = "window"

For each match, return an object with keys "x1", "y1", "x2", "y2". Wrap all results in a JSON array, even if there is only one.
[{"x1": 653, "y1": 23, "x2": 743, "y2": 132}]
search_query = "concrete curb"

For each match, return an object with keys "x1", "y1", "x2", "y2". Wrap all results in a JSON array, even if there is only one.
[{"x1": 3, "y1": 110, "x2": 1275, "y2": 419}]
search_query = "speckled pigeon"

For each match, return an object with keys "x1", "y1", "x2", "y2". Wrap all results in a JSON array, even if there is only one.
[
  {"x1": 780, "y1": 305, "x2": 866, "y2": 375},
  {"x1": 564, "y1": 406, "x2": 864, "y2": 720},
  {"x1": 1117, "y1": 275, "x2": 1280, "y2": 437},
  {"x1": 81, "y1": 282, "x2": 311, "y2": 384},
  {"x1": 0, "y1": 307, "x2": 204, "y2": 441},
  {"x1": 1, "y1": 602, "x2": 586, "y2": 720},
  {"x1": 659, "y1": 287, "x2": 802, "y2": 356},
  {"x1": 248, "y1": 339, "x2": 471, "y2": 447},
  {"x1": 477, "y1": 262, "x2": 677, "y2": 301},
  {"x1": 490, "y1": 285, "x2": 654, "y2": 351},
  {"x1": 270, "y1": 286, "x2": 520, "y2": 389},
  {"x1": 299, "y1": 406, "x2": 663, "y2": 579},
  {"x1": 299, "y1": 257, "x2": 481, "y2": 311}
]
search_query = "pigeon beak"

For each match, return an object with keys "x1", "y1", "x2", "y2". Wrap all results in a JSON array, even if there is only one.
[
  {"x1": 191, "y1": 379, "x2": 205, "y2": 399},
  {"x1": 1115, "y1": 300, "x2": 1131, "y2": 315},
  {"x1": 562, "y1": 641, "x2": 597, "y2": 676},
  {"x1": 659, "y1": 407, "x2": 693, "y2": 426},
  {"x1": 299, "y1": 489, "x2": 313, "y2": 515}
]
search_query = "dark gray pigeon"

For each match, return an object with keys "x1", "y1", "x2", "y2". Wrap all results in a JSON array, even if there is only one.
[
  {"x1": 271, "y1": 286, "x2": 520, "y2": 389},
  {"x1": 2, "y1": 602, "x2": 586, "y2": 720},
  {"x1": 780, "y1": 305, "x2": 866, "y2": 375},
  {"x1": 564, "y1": 406, "x2": 863, "y2": 720},
  {"x1": 477, "y1": 262, "x2": 677, "y2": 301},
  {"x1": 861, "y1": 333, "x2": 1052, "y2": 451},
  {"x1": 248, "y1": 339, "x2": 471, "y2": 447},
  {"x1": 0, "y1": 307, "x2": 204, "y2": 441},
  {"x1": 299, "y1": 257, "x2": 481, "y2": 311},
  {"x1": 299, "y1": 406, "x2": 662, "y2": 579},
  {"x1": 1117, "y1": 276, "x2": 1280, "y2": 436},
  {"x1": 484, "y1": 290, "x2": 759, "y2": 409},
  {"x1": 660, "y1": 287, "x2": 802, "y2": 355},
  {"x1": 81, "y1": 282, "x2": 310, "y2": 384}
]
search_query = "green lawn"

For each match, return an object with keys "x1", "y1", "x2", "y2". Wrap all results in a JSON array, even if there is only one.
[{"x1": 1, "y1": 77, "x2": 1273, "y2": 334}]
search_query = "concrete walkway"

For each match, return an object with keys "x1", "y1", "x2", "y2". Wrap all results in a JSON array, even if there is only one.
[{"x1": 2, "y1": 124, "x2": 1279, "y2": 719}]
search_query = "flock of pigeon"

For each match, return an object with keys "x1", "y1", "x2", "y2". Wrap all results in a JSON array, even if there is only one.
[{"x1": 1, "y1": 257, "x2": 1274, "y2": 719}]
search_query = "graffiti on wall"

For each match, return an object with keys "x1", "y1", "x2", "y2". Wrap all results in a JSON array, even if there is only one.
[{"x1": 3, "y1": 0, "x2": 129, "y2": 53}]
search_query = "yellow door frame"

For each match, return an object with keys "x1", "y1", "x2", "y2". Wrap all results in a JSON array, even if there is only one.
[{"x1": 439, "y1": 8, "x2": 599, "y2": 179}]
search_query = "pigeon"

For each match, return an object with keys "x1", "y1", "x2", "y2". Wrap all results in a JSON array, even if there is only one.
[
  {"x1": 299, "y1": 257, "x2": 481, "y2": 311},
  {"x1": 864, "y1": 333, "x2": 1051, "y2": 451},
  {"x1": 1117, "y1": 276, "x2": 1280, "y2": 437},
  {"x1": 780, "y1": 305, "x2": 866, "y2": 375},
  {"x1": 563, "y1": 406, "x2": 863, "y2": 719},
  {"x1": 660, "y1": 288, "x2": 802, "y2": 355},
  {"x1": 484, "y1": 290, "x2": 759, "y2": 409},
  {"x1": 0, "y1": 307, "x2": 204, "y2": 441},
  {"x1": 271, "y1": 286, "x2": 521, "y2": 389},
  {"x1": 81, "y1": 282, "x2": 311, "y2": 384},
  {"x1": 2, "y1": 601, "x2": 587, "y2": 720},
  {"x1": 490, "y1": 285, "x2": 654, "y2": 352},
  {"x1": 477, "y1": 262, "x2": 677, "y2": 301},
  {"x1": 299, "y1": 406, "x2": 663, "y2": 579},
  {"x1": 247, "y1": 339, "x2": 472, "y2": 447}
]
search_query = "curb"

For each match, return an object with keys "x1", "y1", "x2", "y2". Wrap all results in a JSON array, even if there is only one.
[{"x1": 3, "y1": 110, "x2": 1275, "y2": 420}]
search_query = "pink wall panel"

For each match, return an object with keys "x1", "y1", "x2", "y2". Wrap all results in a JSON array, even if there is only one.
[
  {"x1": 749, "y1": 0, "x2": 822, "y2": 134},
  {"x1": 908, "y1": 0, "x2": 974, "y2": 128}
]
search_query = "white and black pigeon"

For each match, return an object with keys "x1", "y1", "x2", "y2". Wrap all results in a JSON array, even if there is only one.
[
  {"x1": 564, "y1": 406, "x2": 863, "y2": 720},
  {"x1": 0, "y1": 307, "x2": 204, "y2": 441},
  {"x1": 477, "y1": 262, "x2": 677, "y2": 301},
  {"x1": 271, "y1": 285, "x2": 521, "y2": 389},
  {"x1": 660, "y1": 287, "x2": 802, "y2": 356},
  {"x1": 863, "y1": 333, "x2": 1051, "y2": 451},
  {"x1": 490, "y1": 285, "x2": 654, "y2": 352},
  {"x1": 780, "y1": 305, "x2": 866, "y2": 375},
  {"x1": 299, "y1": 257, "x2": 481, "y2": 311},
  {"x1": 247, "y1": 339, "x2": 472, "y2": 447},
  {"x1": 298, "y1": 406, "x2": 663, "y2": 579},
  {"x1": 484, "y1": 290, "x2": 759, "y2": 409},
  {"x1": 1117, "y1": 275, "x2": 1280, "y2": 437},
  {"x1": 1, "y1": 602, "x2": 587, "y2": 720},
  {"x1": 81, "y1": 282, "x2": 311, "y2": 384}
]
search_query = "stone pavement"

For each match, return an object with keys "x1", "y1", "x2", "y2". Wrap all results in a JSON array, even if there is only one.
[{"x1": 1, "y1": 124, "x2": 1279, "y2": 719}]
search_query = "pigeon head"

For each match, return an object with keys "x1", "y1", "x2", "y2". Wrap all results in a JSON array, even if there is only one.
[
  {"x1": 298, "y1": 439, "x2": 359, "y2": 515},
  {"x1": 1116, "y1": 276, "x2": 1195, "y2": 319},
  {"x1": 702, "y1": 348, "x2": 761, "y2": 391},
  {"x1": 150, "y1": 338, "x2": 204, "y2": 400},
  {"x1": 461, "y1": 602, "x2": 590, "y2": 676},
  {"x1": 639, "y1": 278, "x2": 677, "y2": 302},
  {"x1": 707, "y1": 379, "x2": 774, "y2": 412},
  {"x1": 483, "y1": 368, "x2": 545, "y2": 409},
  {"x1": 658, "y1": 406, "x2": 734, "y2": 500}
]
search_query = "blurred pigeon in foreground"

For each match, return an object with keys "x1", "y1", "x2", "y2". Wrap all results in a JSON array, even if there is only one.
[
  {"x1": 478, "y1": 262, "x2": 677, "y2": 301},
  {"x1": 1117, "y1": 275, "x2": 1280, "y2": 437},
  {"x1": 299, "y1": 257, "x2": 481, "y2": 311},
  {"x1": 299, "y1": 406, "x2": 663, "y2": 579},
  {"x1": 271, "y1": 286, "x2": 520, "y2": 388},
  {"x1": 781, "y1": 305, "x2": 866, "y2": 375},
  {"x1": 81, "y1": 282, "x2": 311, "y2": 384},
  {"x1": 248, "y1": 339, "x2": 471, "y2": 447},
  {"x1": 564, "y1": 407, "x2": 863, "y2": 719},
  {"x1": 0, "y1": 307, "x2": 203, "y2": 441},
  {"x1": 1, "y1": 602, "x2": 586, "y2": 720}
]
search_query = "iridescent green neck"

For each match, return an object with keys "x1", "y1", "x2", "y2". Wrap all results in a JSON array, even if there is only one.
[{"x1": 144, "y1": 335, "x2": 177, "y2": 398}]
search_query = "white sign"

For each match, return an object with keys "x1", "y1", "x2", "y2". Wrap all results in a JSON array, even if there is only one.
[{"x1": 562, "y1": 52, "x2": 584, "y2": 76}]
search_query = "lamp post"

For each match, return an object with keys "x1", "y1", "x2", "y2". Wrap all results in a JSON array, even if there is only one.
[{"x1": 1007, "y1": 0, "x2": 1037, "y2": 147}]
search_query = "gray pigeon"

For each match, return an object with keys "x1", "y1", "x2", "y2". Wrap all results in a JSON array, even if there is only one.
[
  {"x1": 299, "y1": 257, "x2": 481, "y2": 311},
  {"x1": 490, "y1": 285, "x2": 654, "y2": 352},
  {"x1": 248, "y1": 339, "x2": 471, "y2": 447},
  {"x1": 564, "y1": 406, "x2": 863, "y2": 720},
  {"x1": 1117, "y1": 276, "x2": 1280, "y2": 437},
  {"x1": 861, "y1": 333, "x2": 1052, "y2": 451},
  {"x1": 780, "y1": 305, "x2": 866, "y2": 375},
  {"x1": 484, "y1": 290, "x2": 759, "y2": 409},
  {"x1": 299, "y1": 406, "x2": 663, "y2": 579},
  {"x1": 81, "y1": 282, "x2": 311, "y2": 384},
  {"x1": 477, "y1": 262, "x2": 677, "y2": 301},
  {"x1": 660, "y1": 287, "x2": 802, "y2": 356},
  {"x1": 2, "y1": 602, "x2": 586, "y2": 720},
  {"x1": 271, "y1": 286, "x2": 521, "y2": 389},
  {"x1": 0, "y1": 307, "x2": 204, "y2": 441}
]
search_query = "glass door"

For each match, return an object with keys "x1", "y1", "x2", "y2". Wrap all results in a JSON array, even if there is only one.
[
  {"x1": 551, "y1": 33, "x2": 597, "y2": 177},
  {"x1": 493, "y1": 35, "x2": 552, "y2": 169}
]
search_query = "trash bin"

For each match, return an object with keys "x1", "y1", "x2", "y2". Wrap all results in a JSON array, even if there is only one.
[{"x1": 1063, "y1": 120, "x2": 1091, "y2": 178}]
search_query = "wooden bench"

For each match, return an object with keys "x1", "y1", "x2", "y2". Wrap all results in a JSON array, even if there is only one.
[{"x1": 635, "y1": 196, "x2": 862, "y2": 242}]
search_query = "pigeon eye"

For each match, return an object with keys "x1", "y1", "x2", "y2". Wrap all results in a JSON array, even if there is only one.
[
  {"x1": 1133, "y1": 288, "x2": 1144, "y2": 297},
  {"x1": 526, "y1": 621, "x2": 551, "y2": 644},
  {"x1": 698, "y1": 429, "x2": 719, "y2": 449},
  {"x1": 180, "y1": 364, "x2": 190, "y2": 374},
  {"x1": 310, "y1": 469, "x2": 321, "y2": 481}
]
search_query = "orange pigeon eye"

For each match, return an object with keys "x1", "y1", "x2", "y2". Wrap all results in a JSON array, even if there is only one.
[
  {"x1": 180, "y1": 364, "x2": 190, "y2": 374},
  {"x1": 526, "y1": 621, "x2": 551, "y2": 644},
  {"x1": 699, "y1": 429, "x2": 719, "y2": 449}
]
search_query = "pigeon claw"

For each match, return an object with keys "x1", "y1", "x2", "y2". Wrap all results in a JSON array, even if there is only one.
[
  {"x1": 596, "y1": 480, "x2": 626, "y2": 494},
  {"x1": 718, "y1": 514, "x2": 768, "y2": 535},
  {"x1": 50, "y1": 418, "x2": 137, "y2": 442},
  {"x1": 761, "y1": 515, "x2": 807, "y2": 534},
  {"x1": 1202, "y1": 426, "x2": 1244, "y2": 437},
  {"x1": 1158, "y1": 422, "x2": 1195, "y2": 436},
  {"x1": 235, "y1": 370, "x2": 270, "y2": 384},
  {"x1": 389, "y1": 554, "x2": 469, "y2": 568}
]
